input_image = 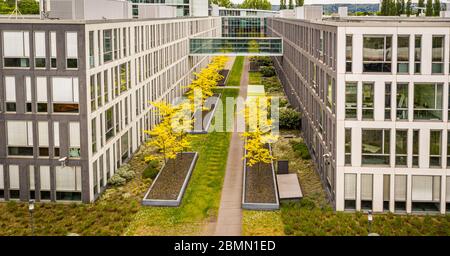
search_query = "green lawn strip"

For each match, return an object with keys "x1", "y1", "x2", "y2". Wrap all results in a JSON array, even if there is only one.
[
  {"x1": 242, "y1": 210, "x2": 284, "y2": 236},
  {"x1": 249, "y1": 71, "x2": 262, "y2": 85},
  {"x1": 226, "y1": 56, "x2": 244, "y2": 86}
]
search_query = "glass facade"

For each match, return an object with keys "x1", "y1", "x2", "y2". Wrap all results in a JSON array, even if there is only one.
[
  {"x1": 221, "y1": 17, "x2": 266, "y2": 38},
  {"x1": 189, "y1": 38, "x2": 283, "y2": 56}
]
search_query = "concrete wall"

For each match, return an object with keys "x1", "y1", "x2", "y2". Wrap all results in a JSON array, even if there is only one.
[{"x1": 49, "y1": 0, "x2": 132, "y2": 20}]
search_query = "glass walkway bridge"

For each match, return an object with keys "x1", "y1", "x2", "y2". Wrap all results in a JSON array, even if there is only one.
[{"x1": 189, "y1": 37, "x2": 283, "y2": 56}]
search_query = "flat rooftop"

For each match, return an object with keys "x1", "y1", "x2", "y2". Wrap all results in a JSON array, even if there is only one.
[
  {"x1": 0, "y1": 15, "x2": 212, "y2": 25},
  {"x1": 276, "y1": 15, "x2": 450, "y2": 27}
]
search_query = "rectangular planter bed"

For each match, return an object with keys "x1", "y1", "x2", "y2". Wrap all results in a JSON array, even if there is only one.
[
  {"x1": 218, "y1": 69, "x2": 230, "y2": 86},
  {"x1": 242, "y1": 144, "x2": 280, "y2": 210},
  {"x1": 142, "y1": 152, "x2": 198, "y2": 207},
  {"x1": 189, "y1": 93, "x2": 221, "y2": 134}
]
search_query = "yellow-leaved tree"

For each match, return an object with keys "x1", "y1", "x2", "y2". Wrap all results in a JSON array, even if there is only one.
[
  {"x1": 186, "y1": 56, "x2": 228, "y2": 111},
  {"x1": 242, "y1": 96, "x2": 278, "y2": 172},
  {"x1": 144, "y1": 101, "x2": 192, "y2": 165}
]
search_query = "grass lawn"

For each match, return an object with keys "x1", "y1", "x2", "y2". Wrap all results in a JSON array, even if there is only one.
[
  {"x1": 226, "y1": 56, "x2": 244, "y2": 86},
  {"x1": 249, "y1": 71, "x2": 262, "y2": 84}
]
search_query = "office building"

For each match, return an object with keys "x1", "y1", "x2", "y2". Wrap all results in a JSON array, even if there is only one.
[{"x1": 268, "y1": 13, "x2": 450, "y2": 214}]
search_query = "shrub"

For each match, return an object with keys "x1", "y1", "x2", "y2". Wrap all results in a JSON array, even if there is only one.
[
  {"x1": 108, "y1": 175, "x2": 126, "y2": 187},
  {"x1": 290, "y1": 141, "x2": 311, "y2": 160},
  {"x1": 254, "y1": 56, "x2": 273, "y2": 66},
  {"x1": 117, "y1": 169, "x2": 135, "y2": 181},
  {"x1": 279, "y1": 97, "x2": 289, "y2": 108},
  {"x1": 142, "y1": 160, "x2": 160, "y2": 180},
  {"x1": 260, "y1": 66, "x2": 276, "y2": 77},
  {"x1": 279, "y1": 108, "x2": 301, "y2": 130},
  {"x1": 263, "y1": 76, "x2": 282, "y2": 93}
]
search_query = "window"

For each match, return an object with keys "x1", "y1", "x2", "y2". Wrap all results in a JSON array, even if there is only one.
[
  {"x1": 52, "y1": 77, "x2": 79, "y2": 113},
  {"x1": 92, "y1": 118, "x2": 97, "y2": 154},
  {"x1": 103, "y1": 30, "x2": 113, "y2": 63},
  {"x1": 97, "y1": 73, "x2": 102, "y2": 108},
  {"x1": 25, "y1": 77, "x2": 32, "y2": 113},
  {"x1": 106, "y1": 107, "x2": 114, "y2": 142},
  {"x1": 3, "y1": 31, "x2": 30, "y2": 68},
  {"x1": 397, "y1": 36, "x2": 409, "y2": 73},
  {"x1": 414, "y1": 35, "x2": 421, "y2": 74},
  {"x1": 447, "y1": 131, "x2": 450, "y2": 168},
  {"x1": 345, "y1": 129, "x2": 351, "y2": 165},
  {"x1": 38, "y1": 122, "x2": 49, "y2": 157},
  {"x1": 90, "y1": 75, "x2": 96, "y2": 111},
  {"x1": 362, "y1": 129, "x2": 390, "y2": 165},
  {"x1": 396, "y1": 130, "x2": 408, "y2": 166},
  {"x1": 363, "y1": 35, "x2": 392, "y2": 72},
  {"x1": 35, "y1": 77, "x2": 47, "y2": 113},
  {"x1": 432, "y1": 36, "x2": 444, "y2": 74},
  {"x1": 69, "y1": 122, "x2": 81, "y2": 158},
  {"x1": 89, "y1": 31, "x2": 95, "y2": 68},
  {"x1": 385, "y1": 83, "x2": 392, "y2": 120},
  {"x1": 34, "y1": 32, "x2": 46, "y2": 68},
  {"x1": 414, "y1": 83, "x2": 443, "y2": 120},
  {"x1": 39, "y1": 166, "x2": 51, "y2": 200},
  {"x1": 54, "y1": 122, "x2": 60, "y2": 158},
  {"x1": 362, "y1": 82, "x2": 374, "y2": 120},
  {"x1": 9, "y1": 165, "x2": 20, "y2": 199},
  {"x1": 412, "y1": 176, "x2": 441, "y2": 212},
  {"x1": 0, "y1": 165, "x2": 3, "y2": 199},
  {"x1": 383, "y1": 175, "x2": 390, "y2": 211},
  {"x1": 346, "y1": 35, "x2": 352, "y2": 72},
  {"x1": 429, "y1": 130, "x2": 442, "y2": 167},
  {"x1": 7, "y1": 121, "x2": 33, "y2": 156},
  {"x1": 446, "y1": 177, "x2": 450, "y2": 212},
  {"x1": 396, "y1": 83, "x2": 408, "y2": 120},
  {"x1": 361, "y1": 174, "x2": 373, "y2": 211},
  {"x1": 395, "y1": 175, "x2": 407, "y2": 211},
  {"x1": 65, "y1": 32, "x2": 78, "y2": 69},
  {"x1": 55, "y1": 166, "x2": 82, "y2": 201},
  {"x1": 344, "y1": 174, "x2": 356, "y2": 210},
  {"x1": 412, "y1": 130, "x2": 419, "y2": 167},
  {"x1": 121, "y1": 132, "x2": 129, "y2": 162},
  {"x1": 120, "y1": 63, "x2": 128, "y2": 93},
  {"x1": 326, "y1": 75, "x2": 333, "y2": 110},
  {"x1": 345, "y1": 82, "x2": 357, "y2": 119},
  {"x1": 104, "y1": 70, "x2": 109, "y2": 104},
  {"x1": 4, "y1": 76, "x2": 16, "y2": 112}
]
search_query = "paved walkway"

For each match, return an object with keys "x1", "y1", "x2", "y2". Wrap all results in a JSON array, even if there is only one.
[{"x1": 213, "y1": 57, "x2": 249, "y2": 236}]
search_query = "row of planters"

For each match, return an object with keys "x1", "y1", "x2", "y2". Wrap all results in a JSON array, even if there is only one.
[
  {"x1": 187, "y1": 56, "x2": 228, "y2": 134},
  {"x1": 142, "y1": 56, "x2": 228, "y2": 207},
  {"x1": 241, "y1": 96, "x2": 280, "y2": 210}
]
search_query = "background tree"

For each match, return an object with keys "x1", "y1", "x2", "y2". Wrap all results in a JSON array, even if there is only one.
[
  {"x1": 433, "y1": 0, "x2": 441, "y2": 16},
  {"x1": 295, "y1": 0, "x2": 304, "y2": 7},
  {"x1": 209, "y1": 0, "x2": 232, "y2": 8},
  {"x1": 18, "y1": 0, "x2": 39, "y2": 14},
  {"x1": 396, "y1": 0, "x2": 402, "y2": 15},
  {"x1": 389, "y1": 0, "x2": 397, "y2": 15},
  {"x1": 426, "y1": 0, "x2": 433, "y2": 16},
  {"x1": 280, "y1": 0, "x2": 286, "y2": 10},
  {"x1": 288, "y1": 0, "x2": 293, "y2": 9},
  {"x1": 240, "y1": 0, "x2": 272, "y2": 10},
  {"x1": 380, "y1": 0, "x2": 388, "y2": 15},
  {"x1": 406, "y1": 0, "x2": 412, "y2": 16},
  {"x1": 418, "y1": 0, "x2": 425, "y2": 7}
]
